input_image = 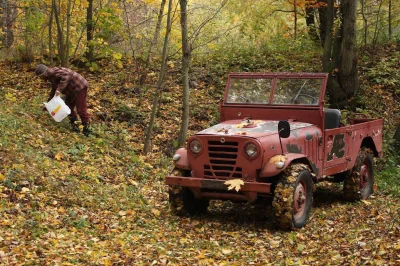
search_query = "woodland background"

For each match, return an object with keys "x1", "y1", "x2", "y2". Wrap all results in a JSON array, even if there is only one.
[{"x1": 0, "y1": 0, "x2": 399, "y2": 264}]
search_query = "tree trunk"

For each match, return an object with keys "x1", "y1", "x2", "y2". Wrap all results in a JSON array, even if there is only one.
[
  {"x1": 49, "y1": 1, "x2": 54, "y2": 63},
  {"x1": 394, "y1": 124, "x2": 400, "y2": 142},
  {"x1": 322, "y1": 0, "x2": 334, "y2": 74},
  {"x1": 65, "y1": 0, "x2": 72, "y2": 67},
  {"x1": 178, "y1": 0, "x2": 191, "y2": 148},
  {"x1": 318, "y1": 0, "x2": 328, "y2": 47},
  {"x1": 371, "y1": 0, "x2": 384, "y2": 62},
  {"x1": 143, "y1": 0, "x2": 173, "y2": 154},
  {"x1": 139, "y1": 0, "x2": 167, "y2": 86},
  {"x1": 1, "y1": 0, "x2": 16, "y2": 48},
  {"x1": 146, "y1": 0, "x2": 166, "y2": 66},
  {"x1": 338, "y1": 0, "x2": 358, "y2": 104},
  {"x1": 305, "y1": 3, "x2": 319, "y2": 44},
  {"x1": 360, "y1": 0, "x2": 368, "y2": 48},
  {"x1": 293, "y1": 0, "x2": 297, "y2": 40},
  {"x1": 86, "y1": 0, "x2": 94, "y2": 62},
  {"x1": 53, "y1": 0, "x2": 66, "y2": 66},
  {"x1": 388, "y1": 0, "x2": 392, "y2": 41},
  {"x1": 322, "y1": 0, "x2": 340, "y2": 100},
  {"x1": 323, "y1": 0, "x2": 359, "y2": 109}
]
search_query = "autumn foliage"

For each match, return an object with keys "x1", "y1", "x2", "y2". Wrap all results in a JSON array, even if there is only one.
[{"x1": 0, "y1": 0, "x2": 399, "y2": 264}]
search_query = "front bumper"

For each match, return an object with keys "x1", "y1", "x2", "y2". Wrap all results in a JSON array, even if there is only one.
[{"x1": 166, "y1": 176, "x2": 272, "y2": 203}]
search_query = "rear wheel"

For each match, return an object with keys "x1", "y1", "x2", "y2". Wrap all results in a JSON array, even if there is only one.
[
  {"x1": 272, "y1": 163, "x2": 314, "y2": 230},
  {"x1": 343, "y1": 148, "x2": 374, "y2": 201},
  {"x1": 168, "y1": 169, "x2": 209, "y2": 216}
]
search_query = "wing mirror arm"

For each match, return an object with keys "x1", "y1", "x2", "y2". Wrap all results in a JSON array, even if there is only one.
[{"x1": 278, "y1": 120, "x2": 290, "y2": 155}]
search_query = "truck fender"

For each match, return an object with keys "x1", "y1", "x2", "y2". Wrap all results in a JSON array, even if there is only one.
[
  {"x1": 346, "y1": 136, "x2": 381, "y2": 170},
  {"x1": 173, "y1": 148, "x2": 191, "y2": 170},
  {"x1": 259, "y1": 153, "x2": 314, "y2": 178}
]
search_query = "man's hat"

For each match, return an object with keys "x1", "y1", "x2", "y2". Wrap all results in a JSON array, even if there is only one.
[{"x1": 35, "y1": 64, "x2": 48, "y2": 76}]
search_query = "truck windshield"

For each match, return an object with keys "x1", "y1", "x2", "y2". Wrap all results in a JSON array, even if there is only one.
[
  {"x1": 273, "y1": 78, "x2": 322, "y2": 105},
  {"x1": 226, "y1": 76, "x2": 323, "y2": 105},
  {"x1": 226, "y1": 78, "x2": 273, "y2": 104}
]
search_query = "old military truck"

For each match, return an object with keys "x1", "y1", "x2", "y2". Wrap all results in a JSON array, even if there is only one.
[{"x1": 166, "y1": 73, "x2": 383, "y2": 230}]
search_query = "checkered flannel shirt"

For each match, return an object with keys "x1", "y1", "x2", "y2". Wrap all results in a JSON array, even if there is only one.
[{"x1": 47, "y1": 67, "x2": 89, "y2": 99}]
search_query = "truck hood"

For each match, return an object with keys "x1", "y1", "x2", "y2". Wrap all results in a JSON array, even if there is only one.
[{"x1": 197, "y1": 120, "x2": 313, "y2": 138}]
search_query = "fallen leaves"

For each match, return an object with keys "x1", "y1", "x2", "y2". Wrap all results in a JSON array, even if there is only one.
[
  {"x1": 361, "y1": 199, "x2": 372, "y2": 205},
  {"x1": 151, "y1": 208, "x2": 161, "y2": 217},
  {"x1": 269, "y1": 155, "x2": 287, "y2": 164},
  {"x1": 54, "y1": 152, "x2": 63, "y2": 161},
  {"x1": 221, "y1": 249, "x2": 232, "y2": 255},
  {"x1": 21, "y1": 187, "x2": 30, "y2": 193},
  {"x1": 0, "y1": 61, "x2": 399, "y2": 265}
]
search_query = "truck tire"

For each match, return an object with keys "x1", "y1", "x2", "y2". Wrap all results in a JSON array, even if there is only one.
[
  {"x1": 272, "y1": 163, "x2": 314, "y2": 230},
  {"x1": 168, "y1": 169, "x2": 209, "y2": 216},
  {"x1": 343, "y1": 148, "x2": 374, "y2": 201}
]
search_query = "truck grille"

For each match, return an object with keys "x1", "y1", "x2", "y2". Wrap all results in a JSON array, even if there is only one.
[{"x1": 204, "y1": 141, "x2": 242, "y2": 179}]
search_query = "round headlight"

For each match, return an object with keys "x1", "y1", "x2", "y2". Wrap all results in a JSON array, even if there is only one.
[
  {"x1": 189, "y1": 139, "x2": 202, "y2": 154},
  {"x1": 244, "y1": 142, "x2": 258, "y2": 158}
]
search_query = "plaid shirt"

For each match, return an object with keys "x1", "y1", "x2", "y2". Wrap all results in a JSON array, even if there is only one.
[{"x1": 46, "y1": 67, "x2": 89, "y2": 100}]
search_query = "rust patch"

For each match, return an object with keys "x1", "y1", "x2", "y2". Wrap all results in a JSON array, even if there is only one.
[
  {"x1": 327, "y1": 134, "x2": 346, "y2": 161},
  {"x1": 286, "y1": 144, "x2": 302, "y2": 154},
  {"x1": 305, "y1": 133, "x2": 313, "y2": 141}
]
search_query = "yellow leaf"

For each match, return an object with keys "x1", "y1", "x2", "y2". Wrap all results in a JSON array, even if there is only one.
[
  {"x1": 151, "y1": 208, "x2": 160, "y2": 217},
  {"x1": 112, "y1": 53, "x2": 122, "y2": 60},
  {"x1": 54, "y1": 153, "x2": 63, "y2": 161},
  {"x1": 21, "y1": 187, "x2": 30, "y2": 193},
  {"x1": 224, "y1": 179, "x2": 244, "y2": 192},
  {"x1": 58, "y1": 207, "x2": 65, "y2": 214},
  {"x1": 222, "y1": 249, "x2": 232, "y2": 255},
  {"x1": 361, "y1": 200, "x2": 371, "y2": 205},
  {"x1": 0, "y1": 173, "x2": 4, "y2": 181},
  {"x1": 269, "y1": 155, "x2": 287, "y2": 164},
  {"x1": 12, "y1": 164, "x2": 24, "y2": 170}
]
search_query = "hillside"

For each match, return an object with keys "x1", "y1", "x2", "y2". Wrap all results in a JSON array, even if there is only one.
[{"x1": 0, "y1": 44, "x2": 399, "y2": 264}]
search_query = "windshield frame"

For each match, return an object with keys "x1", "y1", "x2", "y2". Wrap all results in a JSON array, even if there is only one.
[{"x1": 224, "y1": 73, "x2": 328, "y2": 107}]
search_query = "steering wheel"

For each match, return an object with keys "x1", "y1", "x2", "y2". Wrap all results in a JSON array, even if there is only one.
[
  {"x1": 235, "y1": 93, "x2": 250, "y2": 103},
  {"x1": 291, "y1": 94, "x2": 318, "y2": 104}
]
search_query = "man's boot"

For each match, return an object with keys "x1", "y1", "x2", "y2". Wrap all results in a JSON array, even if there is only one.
[
  {"x1": 82, "y1": 122, "x2": 91, "y2": 137},
  {"x1": 69, "y1": 117, "x2": 80, "y2": 133}
]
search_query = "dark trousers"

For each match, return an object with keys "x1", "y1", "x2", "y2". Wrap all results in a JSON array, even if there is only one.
[{"x1": 65, "y1": 87, "x2": 90, "y2": 123}]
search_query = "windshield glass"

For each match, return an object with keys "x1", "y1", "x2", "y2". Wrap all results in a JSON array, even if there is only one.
[
  {"x1": 226, "y1": 78, "x2": 273, "y2": 104},
  {"x1": 273, "y1": 78, "x2": 322, "y2": 105},
  {"x1": 226, "y1": 76, "x2": 323, "y2": 105}
]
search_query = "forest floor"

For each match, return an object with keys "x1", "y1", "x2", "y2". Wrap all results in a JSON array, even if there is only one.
[{"x1": 0, "y1": 44, "x2": 399, "y2": 265}]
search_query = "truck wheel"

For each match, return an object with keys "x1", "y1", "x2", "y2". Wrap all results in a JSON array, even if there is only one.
[
  {"x1": 272, "y1": 164, "x2": 313, "y2": 230},
  {"x1": 343, "y1": 148, "x2": 374, "y2": 201},
  {"x1": 168, "y1": 168, "x2": 209, "y2": 216}
]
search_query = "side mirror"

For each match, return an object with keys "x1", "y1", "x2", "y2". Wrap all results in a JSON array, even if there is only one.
[{"x1": 278, "y1": 120, "x2": 290, "y2": 138}]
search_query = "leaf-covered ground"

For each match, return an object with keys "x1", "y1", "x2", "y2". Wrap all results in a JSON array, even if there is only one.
[{"x1": 1, "y1": 45, "x2": 400, "y2": 265}]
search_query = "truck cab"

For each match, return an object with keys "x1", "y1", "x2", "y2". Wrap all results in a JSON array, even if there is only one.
[{"x1": 166, "y1": 73, "x2": 383, "y2": 230}]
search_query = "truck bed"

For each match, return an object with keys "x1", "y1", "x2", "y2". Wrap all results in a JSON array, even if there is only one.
[{"x1": 323, "y1": 118, "x2": 383, "y2": 176}]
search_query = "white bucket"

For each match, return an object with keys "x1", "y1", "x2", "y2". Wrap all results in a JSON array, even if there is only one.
[{"x1": 44, "y1": 95, "x2": 71, "y2": 122}]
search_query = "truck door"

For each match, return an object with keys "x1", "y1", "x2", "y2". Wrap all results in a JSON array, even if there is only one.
[{"x1": 324, "y1": 128, "x2": 348, "y2": 168}]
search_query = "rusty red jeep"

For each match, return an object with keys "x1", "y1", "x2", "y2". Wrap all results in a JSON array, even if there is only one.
[{"x1": 166, "y1": 73, "x2": 383, "y2": 229}]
